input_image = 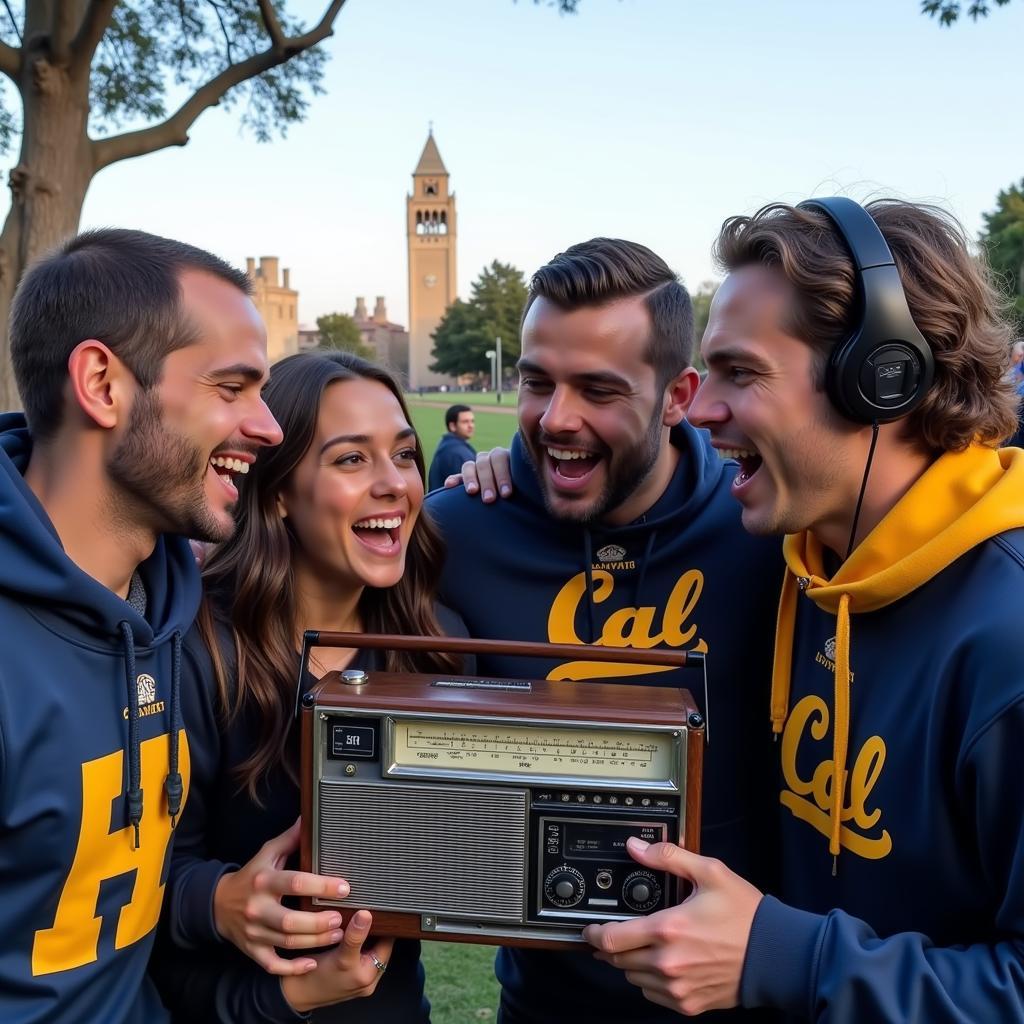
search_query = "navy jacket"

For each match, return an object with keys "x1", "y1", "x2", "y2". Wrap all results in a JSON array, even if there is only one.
[
  {"x1": 426, "y1": 425, "x2": 784, "y2": 1024},
  {"x1": 427, "y1": 432, "x2": 476, "y2": 491},
  {"x1": 0, "y1": 414, "x2": 200, "y2": 1024},
  {"x1": 741, "y1": 533, "x2": 1024, "y2": 1021}
]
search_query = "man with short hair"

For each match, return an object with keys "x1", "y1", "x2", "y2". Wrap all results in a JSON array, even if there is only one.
[
  {"x1": 427, "y1": 237, "x2": 783, "y2": 1024},
  {"x1": 427, "y1": 402, "x2": 476, "y2": 490},
  {"x1": 586, "y1": 199, "x2": 1024, "y2": 1020},
  {"x1": 0, "y1": 229, "x2": 282, "y2": 1023}
]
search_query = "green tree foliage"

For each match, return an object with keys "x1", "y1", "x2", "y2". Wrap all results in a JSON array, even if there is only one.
[
  {"x1": 921, "y1": 0, "x2": 1011, "y2": 24},
  {"x1": 316, "y1": 312, "x2": 372, "y2": 358},
  {"x1": 690, "y1": 280, "x2": 719, "y2": 369},
  {"x1": 430, "y1": 261, "x2": 528, "y2": 378},
  {"x1": 981, "y1": 180, "x2": 1024, "y2": 331}
]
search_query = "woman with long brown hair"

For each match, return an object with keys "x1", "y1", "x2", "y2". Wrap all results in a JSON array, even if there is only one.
[{"x1": 154, "y1": 350, "x2": 465, "y2": 1022}]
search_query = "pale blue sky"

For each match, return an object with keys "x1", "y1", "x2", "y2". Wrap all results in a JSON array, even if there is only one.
[{"x1": 72, "y1": 0, "x2": 1023, "y2": 328}]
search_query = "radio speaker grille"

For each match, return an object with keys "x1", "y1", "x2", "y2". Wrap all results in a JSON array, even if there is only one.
[{"x1": 318, "y1": 780, "x2": 528, "y2": 921}]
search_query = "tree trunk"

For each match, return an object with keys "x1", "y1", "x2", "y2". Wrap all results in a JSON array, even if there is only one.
[{"x1": 0, "y1": 43, "x2": 93, "y2": 411}]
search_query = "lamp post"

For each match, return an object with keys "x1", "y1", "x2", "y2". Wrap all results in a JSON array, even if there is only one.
[
  {"x1": 494, "y1": 336, "x2": 503, "y2": 404},
  {"x1": 485, "y1": 348, "x2": 496, "y2": 395}
]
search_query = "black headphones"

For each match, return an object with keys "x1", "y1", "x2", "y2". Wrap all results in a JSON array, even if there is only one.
[{"x1": 797, "y1": 197, "x2": 934, "y2": 424}]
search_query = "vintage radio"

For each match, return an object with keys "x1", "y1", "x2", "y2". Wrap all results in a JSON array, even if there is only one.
[{"x1": 299, "y1": 632, "x2": 705, "y2": 948}]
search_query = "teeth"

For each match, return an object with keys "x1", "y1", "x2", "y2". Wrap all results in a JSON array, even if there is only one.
[
  {"x1": 716, "y1": 447, "x2": 758, "y2": 461},
  {"x1": 353, "y1": 517, "x2": 402, "y2": 530},
  {"x1": 209, "y1": 456, "x2": 250, "y2": 474},
  {"x1": 547, "y1": 447, "x2": 594, "y2": 461}
]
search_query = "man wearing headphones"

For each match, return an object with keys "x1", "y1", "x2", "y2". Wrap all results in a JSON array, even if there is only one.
[{"x1": 584, "y1": 199, "x2": 1024, "y2": 1020}]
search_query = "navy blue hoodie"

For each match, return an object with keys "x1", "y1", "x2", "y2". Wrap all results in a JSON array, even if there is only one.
[
  {"x1": 427, "y1": 431, "x2": 476, "y2": 492},
  {"x1": 0, "y1": 414, "x2": 201, "y2": 1024},
  {"x1": 426, "y1": 425, "x2": 784, "y2": 1024}
]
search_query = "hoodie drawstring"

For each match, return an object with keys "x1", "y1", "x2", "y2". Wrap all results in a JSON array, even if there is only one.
[
  {"x1": 166, "y1": 631, "x2": 183, "y2": 828},
  {"x1": 118, "y1": 623, "x2": 185, "y2": 847},
  {"x1": 119, "y1": 622, "x2": 144, "y2": 849}
]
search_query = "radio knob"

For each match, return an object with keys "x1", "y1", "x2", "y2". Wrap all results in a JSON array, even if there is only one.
[
  {"x1": 544, "y1": 866, "x2": 585, "y2": 908},
  {"x1": 622, "y1": 870, "x2": 662, "y2": 912}
]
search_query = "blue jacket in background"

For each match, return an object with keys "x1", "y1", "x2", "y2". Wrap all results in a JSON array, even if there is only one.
[
  {"x1": 426, "y1": 425, "x2": 785, "y2": 1024},
  {"x1": 0, "y1": 413, "x2": 201, "y2": 1023},
  {"x1": 427, "y1": 431, "x2": 476, "y2": 491},
  {"x1": 741, "y1": 533, "x2": 1024, "y2": 1022}
]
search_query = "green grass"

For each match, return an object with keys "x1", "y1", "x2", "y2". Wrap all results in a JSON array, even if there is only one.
[
  {"x1": 406, "y1": 390, "x2": 515, "y2": 408},
  {"x1": 409, "y1": 404, "x2": 517, "y2": 468},
  {"x1": 421, "y1": 941, "x2": 500, "y2": 1023}
]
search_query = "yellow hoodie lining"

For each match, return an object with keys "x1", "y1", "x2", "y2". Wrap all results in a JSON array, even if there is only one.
[{"x1": 770, "y1": 445, "x2": 1024, "y2": 862}]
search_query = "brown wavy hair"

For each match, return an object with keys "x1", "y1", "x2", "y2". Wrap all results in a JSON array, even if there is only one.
[
  {"x1": 198, "y1": 349, "x2": 459, "y2": 797},
  {"x1": 713, "y1": 199, "x2": 1019, "y2": 452}
]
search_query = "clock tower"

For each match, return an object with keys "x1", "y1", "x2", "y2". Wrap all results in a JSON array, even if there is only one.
[{"x1": 406, "y1": 130, "x2": 457, "y2": 389}]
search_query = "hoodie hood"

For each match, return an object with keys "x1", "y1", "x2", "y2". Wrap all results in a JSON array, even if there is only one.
[{"x1": 0, "y1": 413, "x2": 200, "y2": 647}]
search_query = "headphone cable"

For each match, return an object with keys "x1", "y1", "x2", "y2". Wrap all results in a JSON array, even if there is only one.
[{"x1": 845, "y1": 420, "x2": 880, "y2": 562}]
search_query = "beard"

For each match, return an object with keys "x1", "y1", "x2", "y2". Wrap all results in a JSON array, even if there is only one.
[
  {"x1": 531, "y1": 405, "x2": 664, "y2": 526},
  {"x1": 107, "y1": 388, "x2": 236, "y2": 543}
]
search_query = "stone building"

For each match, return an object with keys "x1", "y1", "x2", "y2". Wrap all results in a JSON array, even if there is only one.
[
  {"x1": 353, "y1": 296, "x2": 410, "y2": 379},
  {"x1": 406, "y1": 131, "x2": 457, "y2": 389},
  {"x1": 246, "y1": 256, "x2": 298, "y2": 363}
]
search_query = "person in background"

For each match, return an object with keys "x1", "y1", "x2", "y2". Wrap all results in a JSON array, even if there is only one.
[
  {"x1": 587, "y1": 199, "x2": 1024, "y2": 1021},
  {"x1": 0, "y1": 229, "x2": 282, "y2": 1023},
  {"x1": 427, "y1": 403, "x2": 476, "y2": 490},
  {"x1": 154, "y1": 350, "x2": 471, "y2": 1023}
]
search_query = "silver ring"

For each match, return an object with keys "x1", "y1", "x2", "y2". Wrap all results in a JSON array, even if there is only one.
[{"x1": 369, "y1": 952, "x2": 388, "y2": 973}]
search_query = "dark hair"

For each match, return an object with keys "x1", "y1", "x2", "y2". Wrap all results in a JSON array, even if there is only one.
[
  {"x1": 713, "y1": 201, "x2": 1019, "y2": 452},
  {"x1": 445, "y1": 403, "x2": 472, "y2": 429},
  {"x1": 525, "y1": 238, "x2": 694, "y2": 387},
  {"x1": 198, "y1": 349, "x2": 459, "y2": 798},
  {"x1": 11, "y1": 228, "x2": 251, "y2": 441}
]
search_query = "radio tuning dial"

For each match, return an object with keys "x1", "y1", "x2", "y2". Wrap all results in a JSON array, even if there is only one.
[
  {"x1": 622, "y1": 870, "x2": 662, "y2": 912},
  {"x1": 544, "y1": 865, "x2": 585, "y2": 908}
]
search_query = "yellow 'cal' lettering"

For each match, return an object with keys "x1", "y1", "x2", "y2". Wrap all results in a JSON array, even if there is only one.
[
  {"x1": 32, "y1": 732, "x2": 190, "y2": 975},
  {"x1": 546, "y1": 569, "x2": 708, "y2": 681},
  {"x1": 779, "y1": 694, "x2": 891, "y2": 860}
]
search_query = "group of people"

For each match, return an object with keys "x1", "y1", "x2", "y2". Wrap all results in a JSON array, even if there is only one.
[{"x1": 2, "y1": 196, "x2": 1023, "y2": 1024}]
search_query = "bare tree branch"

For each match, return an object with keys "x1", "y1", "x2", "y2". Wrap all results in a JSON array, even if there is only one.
[
  {"x1": 50, "y1": 0, "x2": 79, "y2": 67},
  {"x1": 1, "y1": 0, "x2": 21, "y2": 44},
  {"x1": 0, "y1": 38, "x2": 19, "y2": 81},
  {"x1": 70, "y1": 0, "x2": 117, "y2": 70},
  {"x1": 93, "y1": 0, "x2": 347, "y2": 171},
  {"x1": 257, "y1": 0, "x2": 285, "y2": 49}
]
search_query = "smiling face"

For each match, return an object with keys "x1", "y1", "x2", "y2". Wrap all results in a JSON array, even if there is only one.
[
  {"x1": 106, "y1": 270, "x2": 282, "y2": 542},
  {"x1": 277, "y1": 377, "x2": 424, "y2": 591},
  {"x1": 517, "y1": 295, "x2": 694, "y2": 526},
  {"x1": 688, "y1": 264, "x2": 859, "y2": 538}
]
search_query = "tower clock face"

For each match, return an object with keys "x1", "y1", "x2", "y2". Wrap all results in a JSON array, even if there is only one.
[{"x1": 424, "y1": 274, "x2": 438, "y2": 288}]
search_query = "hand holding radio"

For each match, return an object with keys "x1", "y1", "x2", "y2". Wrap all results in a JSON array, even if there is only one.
[
  {"x1": 213, "y1": 818, "x2": 352, "y2": 976},
  {"x1": 280, "y1": 910, "x2": 395, "y2": 1014},
  {"x1": 584, "y1": 837, "x2": 762, "y2": 1016}
]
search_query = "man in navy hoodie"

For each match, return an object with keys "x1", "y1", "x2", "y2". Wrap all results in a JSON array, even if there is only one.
[
  {"x1": 0, "y1": 230, "x2": 282, "y2": 1023},
  {"x1": 586, "y1": 200, "x2": 1024, "y2": 1021},
  {"x1": 427, "y1": 403, "x2": 476, "y2": 490},
  {"x1": 426, "y1": 238, "x2": 783, "y2": 1024}
]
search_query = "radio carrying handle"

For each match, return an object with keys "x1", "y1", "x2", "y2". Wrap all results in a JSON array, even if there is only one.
[{"x1": 296, "y1": 632, "x2": 709, "y2": 741}]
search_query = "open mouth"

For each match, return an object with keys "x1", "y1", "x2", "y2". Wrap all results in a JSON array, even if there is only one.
[
  {"x1": 546, "y1": 446, "x2": 603, "y2": 490},
  {"x1": 716, "y1": 446, "x2": 763, "y2": 488},
  {"x1": 352, "y1": 515, "x2": 404, "y2": 555},
  {"x1": 208, "y1": 454, "x2": 250, "y2": 501}
]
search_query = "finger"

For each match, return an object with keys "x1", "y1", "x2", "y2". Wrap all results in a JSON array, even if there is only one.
[
  {"x1": 253, "y1": 868, "x2": 350, "y2": 901},
  {"x1": 259, "y1": 818, "x2": 302, "y2": 864},
  {"x1": 334, "y1": 910, "x2": 374, "y2": 969},
  {"x1": 245, "y1": 921, "x2": 345, "y2": 950},
  {"x1": 626, "y1": 837, "x2": 714, "y2": 886},
  {"x1": 252, "y1": 947, "x2": 319, "y2": 977},
  {"x1": 460, "y1": 460, "x2": 480, "y2": 494},
  {"x1": 491, "y1": 447, "x2": 513, "y2": 497},
  {"x1": 592, "y1": 947, "x2": 660, "y2": 971},
  {"x1": 583, "y1": 916, "x2": 659, "y2": 955},
  {"x1": 473, "y1": 451, "x2": 498, "y2": 502},
  {"x1": 442, "y1": 472, "x2": 463, "y2": 489}
]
